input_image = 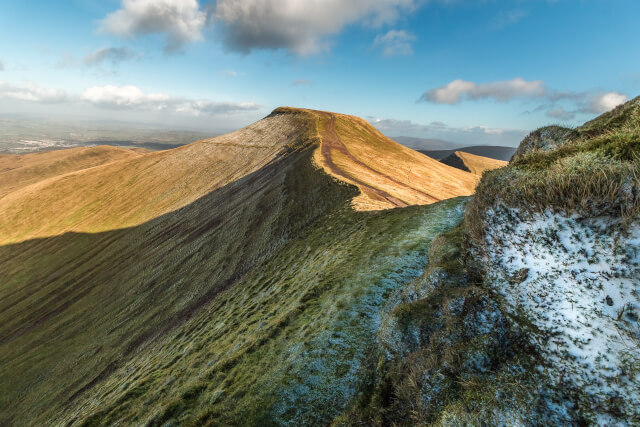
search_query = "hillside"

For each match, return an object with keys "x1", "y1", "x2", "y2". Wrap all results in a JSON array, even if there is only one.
[
  {"x1": 346, "y1": 96, "x2": 640, "y2": 425},
  {"x1": 0, "y1": 108, "x2": 475, "y2": 245},
  {"x1": 0, "y1": 108, "x2": 475, "y2": 425},
  {"x1": 439, "y1": 150, "x2": 507, "y2": 175},
  {"x1": 0, "y1": 145, "x2": 146, "y2": 198},
  {"x1": 3, "y1": 100, "x2": 638, "y2": 425},
  {"x1": 420, "y1": 145, "x2": 517, "y2": 161}
]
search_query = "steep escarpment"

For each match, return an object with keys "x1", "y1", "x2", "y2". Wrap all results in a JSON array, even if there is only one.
[{"x1": 347, "y1": 96, "x2": 640, "y2": 425}]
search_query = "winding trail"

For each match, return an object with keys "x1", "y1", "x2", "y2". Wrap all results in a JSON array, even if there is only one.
[{"x1": 317, "y1": 113, "x2": 440, "y2": 208}]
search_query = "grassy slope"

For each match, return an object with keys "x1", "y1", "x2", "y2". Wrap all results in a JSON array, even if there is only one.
[
  {"x1": 57, "y1": 199, "x2": 467, "y2": 426},
  {"x1": 0, "y1": 111, "x2": 305, "y2": 244},
  {"x1": 0, "y1": 146, "x2": 145, "y2": 198},
  {"x1": 346, "y1": 96, "x2": 640, "y2": 425},
  {"x1": 0, "y1": 108, "x2": 473, "y2": 425},
  {"x1": 453, "y1": 151, "x2": 507, "y2": 175},
  {"x1": 310, "y1": 110, "x2": 477, "y2": 210}
]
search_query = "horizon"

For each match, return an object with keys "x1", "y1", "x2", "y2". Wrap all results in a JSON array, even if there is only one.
[{"x1": 1, "y1": 0, "x2": 639, "y2": 147}]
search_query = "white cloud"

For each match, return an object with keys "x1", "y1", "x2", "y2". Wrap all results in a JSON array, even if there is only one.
[
  {"x1": 489, "y1": 9, "x2": 528, "y2": 30},
  {"x1": 219, "y1": 69, "x2": 244, "y2": 77},
  {"x1": 84, "y1": 47, "x2": 141, "y2": 66},
  {"x1": 100, "y1": 0, "x2": 206, "y2": 52},
  {"x1": 422, "y1": 78, "x2": 546, "y2": 104},
  {"x1": 187, "y1": 100, "x2": 260, "y2": 114},
  {"x1": 422, "y1": 78, "x2": 629, "y2": 119},
  {"x1": 0, "y1": 81, "x2": 67, "y2": 103},
  {"x1": 587, "y1": 92, "x2": 628, "y2": 114},
  {"x1": 212, "y1": 0, "x2": 418, "y2": 55},
  {"x1": 82, "y1": 85, "x2": 171, "y2": 109},
  {"x1": 81, "y1": 84, "x2": 260, "y2": 115},
  {"x1": 373, "y1": 30, "x2": 415, "y2": 56}
]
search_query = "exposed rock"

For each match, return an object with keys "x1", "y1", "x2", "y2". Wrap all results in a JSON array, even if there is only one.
[{"x1": 510, "y1": 125, "x2": 576, "y2": 162}]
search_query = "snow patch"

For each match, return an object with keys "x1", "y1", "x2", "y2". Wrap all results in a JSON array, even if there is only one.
[{"x1": 485, "y1": 207, "x2": 640, "y2": 423}]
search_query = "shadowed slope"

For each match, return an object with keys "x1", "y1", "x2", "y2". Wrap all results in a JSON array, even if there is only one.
[
  {"x1": 0, "y1": 110, "x2": 312, "y2": 244},
  {"x1": 0, "y1": 121, "x2": 357, "y2": 426}
]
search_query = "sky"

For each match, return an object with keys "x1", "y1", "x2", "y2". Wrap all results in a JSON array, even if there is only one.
[{"x1": 1, "y1": 0, "x2": 639, "y2": 146}]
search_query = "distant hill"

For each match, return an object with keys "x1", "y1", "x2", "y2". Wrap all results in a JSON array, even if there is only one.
[
  {"x1": 419, "y1": 145, "x2": 516, "y2": 161},
  {"x1": 439, "y1": 150, "x2": 507, "y2": 175},
  {"x1": 391, "y1": 136, "x2": 460, "y2": 151}
]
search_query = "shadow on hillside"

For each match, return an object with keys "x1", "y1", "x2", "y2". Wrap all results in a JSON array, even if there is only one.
[{"x1": 0, "y1": 146, "x2": 358, "y2": 425}]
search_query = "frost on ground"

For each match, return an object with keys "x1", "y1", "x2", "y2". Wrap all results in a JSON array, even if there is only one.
[{"x1": 485, "y1": 207, "x2": 640, "y2": 423}]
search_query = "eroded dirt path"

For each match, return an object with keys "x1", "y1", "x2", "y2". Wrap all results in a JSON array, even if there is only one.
[{"x1": 318, "y1": 113, "x2": 439, "y2": 208}]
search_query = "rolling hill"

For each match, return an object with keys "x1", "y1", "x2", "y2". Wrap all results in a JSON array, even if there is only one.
[
  {"x1": 0, "y1": 107, "x2": 476, "y2": 425},
  {"x1": 0, "y1": 145, "x2": 146, "y2": 198},
  {"x1": 439, "y1": 150, "x2": 507, "y2": 175},
  {"x1": 390, "y1": 136, "x2": 460, "y2": 151},
  {"x1": 0, "y1": 108, "x2": 476, "y2": 245},
  {"x1": 419, "y1": 145, "x2": 517, "y2": 161}
]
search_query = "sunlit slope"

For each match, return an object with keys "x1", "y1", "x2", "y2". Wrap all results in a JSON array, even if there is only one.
[
  {"x1": 0, "y1": 145, "x2": 145, "y2": 197},
  {"x1": 308, "y1": 109, "x2": 477, "y2": 210},
  {"x1": 441, "y1": 150, "x2": 507, "y2": 175},
  {"x1": 0, "y1": 111, "x2": 307, "y2": 244},
  {"x1": 1, "y1": 108, "x2": 478, "y2": 244}
]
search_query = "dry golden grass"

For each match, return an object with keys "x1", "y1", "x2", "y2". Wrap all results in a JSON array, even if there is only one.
[
  {"x1": 307, "y1": 110, "x2": 478, "y2": 210},
  {"x1": 454, "y1": 151, "x2": 507, "y2": 176},
  {"x1": 0, "y1": 113, "x2": 304, "y2": 244},
  {"x1": 0, "y1": 145, "x2": 145, "y2": 198},
  {"x1": 0, "y1": 107, "x2": 478, "y2": 244}
]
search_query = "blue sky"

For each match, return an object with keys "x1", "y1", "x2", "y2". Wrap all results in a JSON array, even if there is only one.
[{"x1": 1, "y1": 0, "x2": 639, "y2": 146}]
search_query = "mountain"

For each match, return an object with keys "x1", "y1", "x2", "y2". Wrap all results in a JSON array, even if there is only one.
[
  {"x1": 391, "y1": 136, "x2": 460, "y2": 151},
  {"x1": 0, "y1": 107, "x2": 475, "y2": 425},
  {"x1": 3, "y1": 100, "x2": 638, "y2": 425},
  {"x1": 419, "y1": 145, "x2": 517, "y2": 161},
  {"x1": 439, "y1": 150, "x2": 507, "y2": 175}
]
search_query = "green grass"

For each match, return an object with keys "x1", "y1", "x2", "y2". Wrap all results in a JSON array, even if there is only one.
[
  {"x1": 466, "y1": 97, "x2": 640, "y2": 244},
  {"x1": 52, "y1": 199, "x2": 466, "y2": 426}
]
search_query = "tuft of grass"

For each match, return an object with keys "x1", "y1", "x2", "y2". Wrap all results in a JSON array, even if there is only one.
[{"x1": 466, "y1": 114, "x2": 640, "y2": 246}]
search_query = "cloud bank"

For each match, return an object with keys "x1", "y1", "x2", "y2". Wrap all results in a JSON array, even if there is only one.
[
  {"x1": 81, "y1": 84, "x2": 260, "y2": 114},
  {"x1": 0, "y1": 81, "x2": 67, "y2": 103},
  {"x1": 0, "y1": 80, "x2": 258, "y2": 116},
  {"x1": 421, "y1": 77, "x2": 629, "y2": 117},
  {"x1": 213, "y1": 0, "x2": 418, "y2": 54},
  {"x1": 422, "y1": 78, "x2": 546, "y2": 104},
  {"x1": 100, "y1": 0, "x2": 206, "y2": 52}
]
